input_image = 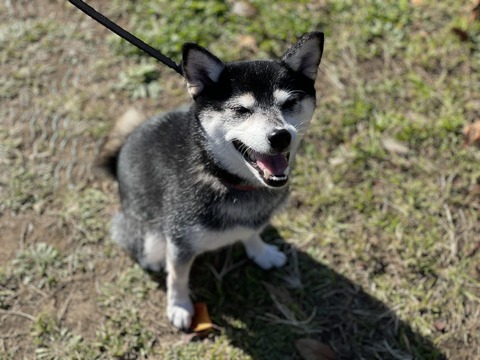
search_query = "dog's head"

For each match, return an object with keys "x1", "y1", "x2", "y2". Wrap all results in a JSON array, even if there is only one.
[{"x1": 182, "y1": 32, "x2": 324, "y2": 188}]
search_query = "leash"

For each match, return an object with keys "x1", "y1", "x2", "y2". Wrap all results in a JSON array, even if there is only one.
[{"x1": 68, "y1": 0, "x2": 184, "y2": 77}]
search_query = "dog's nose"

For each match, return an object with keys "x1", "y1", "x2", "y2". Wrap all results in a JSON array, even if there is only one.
[{"x1": 268, "y1": 129, "x2": 292, "y2": 151}]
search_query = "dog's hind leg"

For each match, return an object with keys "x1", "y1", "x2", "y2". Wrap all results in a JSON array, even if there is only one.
[
  {"x1": 140, "y1": 231, "x2": 166, "y2": 272},
  {"x1": 111, "y1": 212, "x2": 166, "y2": 271},
  {"x1": 111, "y1": 212, "x2": 144, "y2": 259},
  {"x1": 242, "y1": 233, "x2": 287, "y2": 270}
]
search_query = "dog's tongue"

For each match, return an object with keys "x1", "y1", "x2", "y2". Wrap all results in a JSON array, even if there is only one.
[{"x1": 256, "y1": 153, "x2": 289, "y2": 178}]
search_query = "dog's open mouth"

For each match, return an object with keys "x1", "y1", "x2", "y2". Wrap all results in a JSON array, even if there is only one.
[{"x1": 232, "y1": 140, "x2": 289, "y2": 187}]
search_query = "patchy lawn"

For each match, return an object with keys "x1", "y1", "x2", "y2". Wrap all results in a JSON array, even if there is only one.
[{"x1": 1, "y1": 0, "x2": 479, "y2": 359}]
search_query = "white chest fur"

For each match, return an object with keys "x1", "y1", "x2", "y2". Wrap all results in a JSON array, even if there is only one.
[{"x1": 189, "y1": 225, "x2": 257, "y2": 254}]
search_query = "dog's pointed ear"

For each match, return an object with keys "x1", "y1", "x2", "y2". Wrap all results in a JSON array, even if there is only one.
[
  {"x1": 281, "y1": 32, "x2": 324, "y2": 81},
  {"x1": 182, "y1": 43, "x2": 225, "y2": 99}
]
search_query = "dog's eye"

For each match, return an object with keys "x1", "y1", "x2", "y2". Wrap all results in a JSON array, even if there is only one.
[
  {"x1": 282, "y1": 98, "x2": 299, "y2": 112},
  {"x1": 233, "y1": 106, "x2": 252, "y2": 115}
]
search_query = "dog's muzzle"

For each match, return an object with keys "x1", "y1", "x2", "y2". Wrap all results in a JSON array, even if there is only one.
[{"x1": 232, "y1": 139, "x2": 290, "y2": 187}]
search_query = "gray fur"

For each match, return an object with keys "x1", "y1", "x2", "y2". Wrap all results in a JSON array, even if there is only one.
[{"x1": 107, "y1": 32, "x2": 324, "y2": 329}]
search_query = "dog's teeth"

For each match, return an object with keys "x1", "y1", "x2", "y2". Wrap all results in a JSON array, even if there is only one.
[
  {"x1": 263, "y1": 168, "x2": 272, "y2": 179},
  {"x1": 249, "y1": 152, "x2": 256, "y2": 162},
  {"x1": 269, "y1": 174, "x2": 288, "y2": 181}
]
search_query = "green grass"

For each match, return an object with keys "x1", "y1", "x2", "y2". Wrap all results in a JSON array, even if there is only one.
[
  {"x1": 1, "y1": 0, "x2": 479, "y2": 359},
  {"x1": 109, "y1": 0, "x2": 322, "y2": 61}
]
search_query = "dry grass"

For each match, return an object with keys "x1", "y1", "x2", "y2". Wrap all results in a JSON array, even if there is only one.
[{"x1": 1, "y1": 0, "x2": 479, "y2": 359}]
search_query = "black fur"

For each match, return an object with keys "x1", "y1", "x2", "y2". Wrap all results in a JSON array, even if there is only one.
[{"x1": 105, "y1": 32, "x2": 324, "y2": 329}]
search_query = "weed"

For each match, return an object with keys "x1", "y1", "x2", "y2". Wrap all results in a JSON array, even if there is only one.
[
  {"x1": 1, "y1": 0, "x2": 479, "y2": 358},
  {"x1": 114, "y1": 61, "x2": 163, "y2": 99},
  {"x1": 60, "y1": 188, "x2": 111, "y2": 244},
  {"x1": 32, "y1": 313, "x2": 92, "y2": 360},
  {"x1": 13, "y1": 243, "x2": 63, "y2": 289}
]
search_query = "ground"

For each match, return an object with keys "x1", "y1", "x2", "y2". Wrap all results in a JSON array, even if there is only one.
[{"x1": 1, "y1": 0, "x2": 479, "y2": 359}]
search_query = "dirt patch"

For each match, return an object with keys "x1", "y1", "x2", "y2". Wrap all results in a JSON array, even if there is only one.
[
  {"x1": 1, "y1": 1, "x2": 479, "y2": 359},
  {"x1": 0, "y1": 214, "x2": 29, "y2": 263}
]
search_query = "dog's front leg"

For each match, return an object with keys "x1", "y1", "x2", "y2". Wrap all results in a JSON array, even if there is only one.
[
  {"x1": 166, "y1": 243, "x2": 194, "y2": 330},
  {"x1": 242, "y1": 233, "x2": 287, "y2": 270}
]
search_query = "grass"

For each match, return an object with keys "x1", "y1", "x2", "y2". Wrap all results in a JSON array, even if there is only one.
[{"x1": 1, "y1": 0, "x2": 479, "y2": 359}]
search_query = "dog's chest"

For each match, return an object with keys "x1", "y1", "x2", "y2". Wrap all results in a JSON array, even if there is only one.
[
  {"x1": 195, "y1": 188, "x2": 288, "y2": 231},
  {"x1": 189, "y1": 225, "x2": 256, "y2": 254}
]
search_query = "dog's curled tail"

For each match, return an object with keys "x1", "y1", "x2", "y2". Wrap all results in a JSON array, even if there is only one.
[{"x1": 95, "y1": 108, "x2": 146, "y2": 178}]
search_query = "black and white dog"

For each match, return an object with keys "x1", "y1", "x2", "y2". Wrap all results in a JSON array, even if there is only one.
[{"x1": 100, "y1": 32, "x2": 324, "y2": 329}]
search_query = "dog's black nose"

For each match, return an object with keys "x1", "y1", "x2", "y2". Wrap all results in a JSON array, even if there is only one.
[{"x1": 268, "y1": 129, "x2": 292, "y2": 151}]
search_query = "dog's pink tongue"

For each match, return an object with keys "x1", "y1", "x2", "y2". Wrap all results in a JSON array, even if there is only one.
[{"x1": 256, "y1": 153, "x2": 289, "y2": 177}]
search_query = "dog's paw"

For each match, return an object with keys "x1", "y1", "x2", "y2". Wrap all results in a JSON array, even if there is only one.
[
  {"x1": 250, "y1": 243, "x2": 287, "y2": 270},
  {"x1": 167, "y1": 300, "x2": 194, "y2": 330},
  {"x1": 139, "y1": 259, "x2": 162, "y2": 272}
]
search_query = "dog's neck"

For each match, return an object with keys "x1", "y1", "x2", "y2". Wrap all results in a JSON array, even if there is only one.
[{"x1": 220, "y1": 179, "x2": 261, "y2": 192}]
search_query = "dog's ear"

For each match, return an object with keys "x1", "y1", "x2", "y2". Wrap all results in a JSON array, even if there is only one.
[
  {"x1": 182, "y1": 43, "x2": 225, "y2": 99},
  {"x1": 281, "y1": 32, "x2": 324, "y2": 81}
]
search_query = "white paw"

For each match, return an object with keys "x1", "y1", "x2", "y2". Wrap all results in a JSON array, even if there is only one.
[
  {"x1": 167, "y1": 299, "x2": 194, "y2": 330},
  {"x1": 139, "y1": 259, "x2": 162, "y2": 272},
  {"x1": 249, "y1": 243, "x2": 287, "y2": 270}
]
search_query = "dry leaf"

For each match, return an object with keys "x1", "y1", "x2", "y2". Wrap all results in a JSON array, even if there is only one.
[
  {"x1": 231, "y1": 1, "x2": 257, "y2": 17},
  {"x1": 382, "y1": 137, "x2": 409, "y2": 155},
  {"x1": 463, "y1": 121, "x2": 480, "y2": 147},
  {"x1": 190, "y1": 303, "x2": 215, "y2": 333},
  {"x1": 295, "y1": 338, "x2": 336, "y2": 360},
  {"x1": 433, "y1": 319, "x2": 447, "y2": 332},
  {"x1": 237, "y1": 34, "x2": 259, "y2": 52},
  {"x1": 472, "y1": 1, "x2": 480, "y2": 21},
  {"x1": 451, "y1": 27, "x2": 470, "y2": 42}
]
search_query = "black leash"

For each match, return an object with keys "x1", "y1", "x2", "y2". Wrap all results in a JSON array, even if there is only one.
[{"x1": 68, "y1": 0, "x2": 184, "y2": 77}]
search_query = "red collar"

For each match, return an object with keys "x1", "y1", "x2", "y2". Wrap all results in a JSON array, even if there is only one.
[{"x1": 221, "y1": 180, "x2": 260, "y2": 192}]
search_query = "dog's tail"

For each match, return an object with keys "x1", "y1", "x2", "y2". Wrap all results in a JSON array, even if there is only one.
[{"x1": 95, "y1": 108, "x2": 146, "y2": 178}]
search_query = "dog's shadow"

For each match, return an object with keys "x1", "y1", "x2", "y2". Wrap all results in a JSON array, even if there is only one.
[{"x1": 154, "y1": 226, "x2": 445, "y2": 359}]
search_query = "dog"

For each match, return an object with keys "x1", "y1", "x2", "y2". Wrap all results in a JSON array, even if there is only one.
[{"x1": 98, "y1": 32, "x2": 324, "y2": 330}]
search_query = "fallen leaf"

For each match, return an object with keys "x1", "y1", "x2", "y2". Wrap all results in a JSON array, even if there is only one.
[
  {"x1": 295, "y1": 338, "x2": 336, "y2": 360},
  {"x1": 237, "y1": 34, "x2": 259, "y2": 52},
  {"x1": 190, "y1": 303, "x2": 215, "y2": 333},
  {"x1": 472, "y1": 1, "x2": 480, "y2": 21},
  {"x1": 231, "y1": 1, "x2": 257, "y2": 18},
  {"x1": 451, "y1": 27, "x2": 470, "y2": 42},
  {"x1": 433, "y1": 319, "x2": 447, "y2": 332},
  {"x1": 466, "y1": 241, "x2": 480, "y2": 258},
  {"x1": 463, "y1": 120, "x2": 480, "y2": 147},
  {"x1": 382, "y1": 137, "x2": 409, "y2": 155}
]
